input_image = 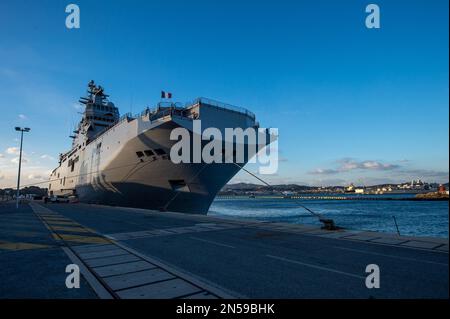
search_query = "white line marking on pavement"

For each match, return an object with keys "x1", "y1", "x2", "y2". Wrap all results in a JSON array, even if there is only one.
[
  {"x1": 333, "y1": 246, "x2": 449, "y2": 266},
  {"x1": 189, "y1": 237, "x2": 236, "y2": 249},
  {"x1": 266, "y1": 254, "x2": 365, "y2": 279},
  {"x1": 114, "y1": 241, "x2": 244, "y2": 298},
  {"x1": 62, "y1": 247, "x2": 114, "y2": 299}
]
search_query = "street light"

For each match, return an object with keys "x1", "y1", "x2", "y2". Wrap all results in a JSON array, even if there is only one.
[{"x1": 15, "y1": 127, "x2": 30, "y2": 209}]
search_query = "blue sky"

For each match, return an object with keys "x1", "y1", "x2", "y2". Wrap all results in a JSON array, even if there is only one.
[{"x1": 0, "y1": 0, "x2": 448, "y2": 188}]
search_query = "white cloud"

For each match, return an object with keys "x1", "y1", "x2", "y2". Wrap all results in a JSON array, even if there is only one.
[
  {"x1": 310, "y1": 178, "x2": 348, "y2": 186},
  {"x1": 307, "y1": 158, "x2": 449, "y2": 184},
  {"x1": 6, "y1": 147, "x2": 20, "y2": 155},
  {"x1": 11, "y1": 157, "x2": 28, "y2": 164},
  {"x1": 310, "y1": 168, "x2": 339, "y2": 175},
  {"x1": 360, "y1": 161, "x2": 397, "y2": 170},
  {"x1": 18, "y1": 114, "x2": 27, "y2": 120},
  {"x1": 0, "y1": 165, "x2": 52, "y2": 188},
  {"x1": 310, "y1": 158, "x2": 401, "y2": 175},
  {"x1": 0, "y1": 153, "x2": 4, "y2": 158},
  {"x1": 40, "y1": 154, "x2": 55, "y2": 161},
  {"x1": 336, "y1": 158, "x2": 400, "y2": 171},
  {"x1": 28, "y1": 174, "x2": 44, "y2": 180},
  {"x1": 396, "y1": 169, "x2": 449, "y2": 181}
]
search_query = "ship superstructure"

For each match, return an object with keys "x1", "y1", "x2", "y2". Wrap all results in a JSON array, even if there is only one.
[{"x1": 48, "y1": 81, "x2": 262, "y2": 214}]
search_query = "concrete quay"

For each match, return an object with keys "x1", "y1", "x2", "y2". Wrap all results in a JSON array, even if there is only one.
[{"x1": 0, "y1": 201, "x2": 448, "y2": 299}]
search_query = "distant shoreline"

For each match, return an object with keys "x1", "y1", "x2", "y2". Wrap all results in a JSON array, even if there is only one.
[{"x1": 216, "y1": 195, "x2": 449, "y2": 201}]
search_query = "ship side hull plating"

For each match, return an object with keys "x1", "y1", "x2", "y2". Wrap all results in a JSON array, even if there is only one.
[{"x1": 75, "y1": 162, "x2": 241, "y2": 214}]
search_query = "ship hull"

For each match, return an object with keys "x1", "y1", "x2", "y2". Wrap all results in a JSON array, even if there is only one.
[
  {"x1": 75, "y1": 162, "x2": 241, "y2": 214},
  {"x1": 76, "y1": 119, "x2": 252, "y2": 214}
]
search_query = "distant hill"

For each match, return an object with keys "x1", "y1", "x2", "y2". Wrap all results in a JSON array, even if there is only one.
[
  {"x1": 270, "y1": 184, "x2": 314, "y2": 191},
  {"x1": 221, "y1": 183, "x2": 264, "y2": 191},
  {"x1": 222, "y1": 183, "x2": 314, "y2": 192},
  {"x1": 221, "y1": 181, "x2": 449, "y2": 193}
]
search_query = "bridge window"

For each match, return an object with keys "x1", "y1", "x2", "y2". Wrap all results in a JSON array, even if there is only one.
[
  {"x1": 144, "y1": 150, "x2": 154, "y2": 156},
  {"x1": 136, "y1": 151, "x2": 144, "y2": 158}
]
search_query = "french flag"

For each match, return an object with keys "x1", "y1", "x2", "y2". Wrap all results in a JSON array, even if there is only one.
[{"x1": 161, "y1": 91, "x2": 172, "y2": 99}]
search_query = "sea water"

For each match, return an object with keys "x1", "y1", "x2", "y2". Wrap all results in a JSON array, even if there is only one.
[{"x1": 209, "y1": 196, "x2": 449, "y2": 238}]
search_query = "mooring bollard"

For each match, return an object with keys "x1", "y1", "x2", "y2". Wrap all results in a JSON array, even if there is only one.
[{"x1": 320, "y1": 218, "x2": 338, "y2": 230}]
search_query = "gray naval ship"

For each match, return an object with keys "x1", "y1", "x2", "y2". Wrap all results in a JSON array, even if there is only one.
[{"x1": 48, "y1": 81, "x2": 263, "y2": 214}]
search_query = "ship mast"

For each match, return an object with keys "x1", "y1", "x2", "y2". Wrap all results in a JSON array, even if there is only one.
[{"x1": 72, "y1": 81, "x2": 120, "y2": 148}]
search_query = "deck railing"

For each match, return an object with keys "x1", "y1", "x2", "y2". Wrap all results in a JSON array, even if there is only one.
[
  {"x1": 187, "y1": 97, "x2": 255, "y2": 120},
  {"x1": 89, "y1": 97, "x2": 255, "y2": 142}
]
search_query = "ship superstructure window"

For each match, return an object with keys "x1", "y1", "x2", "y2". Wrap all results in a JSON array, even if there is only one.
[
  {"x1": 144, "y1": 150, "x2": 154, "y2": 156},
  {"x1": 86, "y1": 115, "x2": 115, "y2": 123},
  {"x1": 136, "y1": 151, "x2": 144, "y2": 158},
  {"x1": 68, "y1": 156, "x2": 79, "y2": 172}
]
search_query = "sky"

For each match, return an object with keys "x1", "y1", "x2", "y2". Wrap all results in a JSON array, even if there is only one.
[{"x1": 0, "y1": 0, "x2": 448, "y2": 188}]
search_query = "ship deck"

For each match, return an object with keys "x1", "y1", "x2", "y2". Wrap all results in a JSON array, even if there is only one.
[{"x1": 0, "y1": 201, "x2": 448, "y2": 299}]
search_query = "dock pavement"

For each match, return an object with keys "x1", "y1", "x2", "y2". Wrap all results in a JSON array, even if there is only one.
[{"x1": 0, "y1": 201, "x2": 448, "y2": 298}]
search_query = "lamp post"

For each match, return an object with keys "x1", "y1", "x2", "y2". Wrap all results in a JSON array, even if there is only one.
[{"x1": 15, "y1": 127, "x2": 30, "y2": 209}]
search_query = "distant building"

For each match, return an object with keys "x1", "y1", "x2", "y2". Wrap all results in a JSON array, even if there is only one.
[{"x1": 345, "y1": 183, "x2": 355, "y2": 192}]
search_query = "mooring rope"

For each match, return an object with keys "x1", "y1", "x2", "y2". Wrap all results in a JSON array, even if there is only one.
[{"x1": 232, "y1": 162, "x2": 339, "y2": 230}]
